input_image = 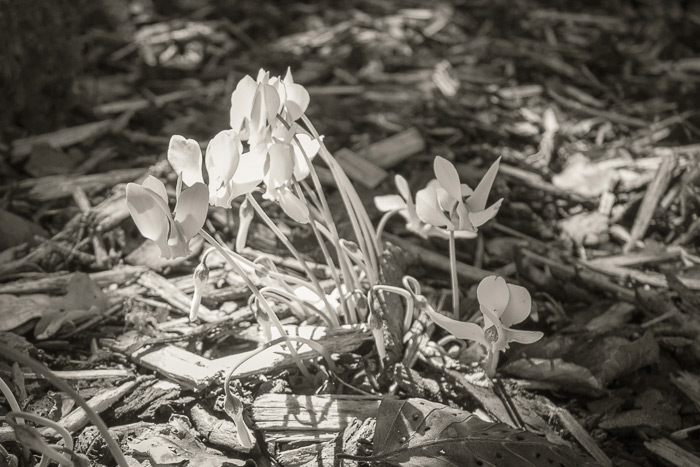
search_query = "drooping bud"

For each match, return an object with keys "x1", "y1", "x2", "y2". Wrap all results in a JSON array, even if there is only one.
[
  {"x1": 236, "y1": 198, "x2": 255, "y2": 252},
  {"x1": 189, "y1": 262, "x2": 209, "y2": 321},
  {"x1": 254, "y1": 299, "x2": 272, "y2": 342}
]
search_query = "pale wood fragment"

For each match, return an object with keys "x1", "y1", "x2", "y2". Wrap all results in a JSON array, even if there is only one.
[
  {"x1": 0, "y1": 265, "x2": 146, "y2": 295},
  {"x1": 645, "y1": 438, "x2": 700, "y2": 467},
  {"x1": 334, "y1": 148, "x2": 388, "y2": 189},
  {"x1": 11, "y1": 120, "x2": 114, "y2": 161},
  {"x1": 24, "y1": 369, "x2": 130, "y2": 380},
  {"x1": 360, "y1": 127, "x2": 425, "y2": 169},
  {"x1": 671, "y1": 371, "x2": 700, "y2": 411},
  {"x1": 625, "y1": 151, "x2": 678, "y2": 252},
  {"x1": 136, "y1": 270, "x2": 218, "y2": 322},
  {"x1": 251, "y1": 394, "x2": 381, "y2": 432}
]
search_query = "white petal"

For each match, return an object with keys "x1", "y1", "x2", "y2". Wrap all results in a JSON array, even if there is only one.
[
  {"x1": 265, "y1": 142, "x2": 294, "y2": 190},
  {"x1": 278, "y1": 188, "x2": 310, "y2": 224},
  {"x1": 424, "y1": 305, "x2": 488, "y2": 346},
  {"x1": 261, "y1": 83, "x2": 281, "y2": 126},
  {"x1": 283, "y1": 69, "x2": 310, "y2": 121},
  {"x1": 292, "y1": 133, "x2": 319, "y2": 180},
  {"x1": 229, "y1": 149, "x2": 266, "y2": 199},
  {"x1": 167, "y1": 135, "x2": 204, "y2": 186},
  {"x1": 468, "y1": 198, "x2": 503, "y2": 227},
  {"x1": 205, "y1": 130, "x2": 241, "y2": 187},
  {"x1": 434, "y1": 156, "x2": 462, "y2": 201},
  {"x1": 466, "y1": 157, "x2": 501, "y2": 212},
  {"x1": 415, "y1": 185, "x2": 454, "y2": 229},
  {"x1": 173, "y1": 182, "x2": 209, "y2": 240},
  {"x1": 505, "y1": 328, "x2": 543, "y2": 345},
  {"x1": 374, "y1": 194, "x2": 406, "y2": 212},
  {"x1": 477, "y1": 275, "x2": 510, "y2": 316},
  {"x1": 230, "y1": 75, "x2": 257, "y2": 132},
  {"x1": 394, "y1": 174, "x2": 411, "y2": 201},
  {"x1": 501, "y1": 283, "x2": 532, "y2": 326},
  {"x1": 141, "y1": 175, "x2": 168, "y2": 204},
  {"x1": 126, "y1": 183, "x2": 172, "y2": 257}
]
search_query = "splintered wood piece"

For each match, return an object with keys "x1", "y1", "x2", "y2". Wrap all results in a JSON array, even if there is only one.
[
  {"x1": 13, "y1": 168, "x2": 145, "y2": 202},
  {"x1": 11, "y1": 120, "x2": 114, "y2": 162},
  {"x1": 671, "y1": 371, "x2": 700, "y2": 411},
  {"x1": 24, "y1": 369, "x2": 130, "y2": 380},
  {"x1": 136, "y1": 271, "x2": 218, "y2": 322},
  {"x1": 625, "y1": 151, "x2": 678, "y2": 252},
  {"x1": 360, "y1": 127, "x2": 425, "y2": 169},
  {"x1": 0, "y1": 265, "x2": 146, "y2": 295},
  {"x1": 334, "y1": 148, "x2": 388, "y2": 189},
  {"x1": 58, "y1": 377, "x2": 145, "y2": 433},
  {"x1": 645, "y1": 438, "x2": 700, "y2": 467},
  {"x1": 114, "y1": 324, "x2": 371, "y2": 390},
  {"x1": 251, "y1": 394, "x2": 381, "y2": 433}
]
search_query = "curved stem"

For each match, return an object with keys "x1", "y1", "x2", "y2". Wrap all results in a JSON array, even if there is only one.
[
  {"x1": 0, "y1": 377, "x2": 30, "y2": 461},
  {"x1": 370, "y1": 285, "x2": 415, "y2": 334},
  {"x1": 376, "y1": 209, "x2": 400, "y2": 246},
  {"x1": 0, "y1": 345, "x2": 129, "y2": 467},
  {"x1": 7, "y1": 411, "x2": 74, "y2": 467},
  {"x1": 449, "y1": 230, "x2": 459, "y2": 318},
  {"x1": 246, "y1": 193, "x2": 340, "y2": 327},
  {"x1": 199, "y1": 230, "x2": 313, "y2": 381}
]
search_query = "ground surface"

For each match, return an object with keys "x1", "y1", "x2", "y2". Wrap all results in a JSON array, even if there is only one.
[{"x1": 1, "y1": 0, "x2": 700, "y2": 466}]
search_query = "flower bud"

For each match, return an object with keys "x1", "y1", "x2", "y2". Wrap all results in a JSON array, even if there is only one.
[
  {"x1": 189, "y1": 262, "x2": 209, "y2": 321},
  {"x1": 236, "y1": 198, "x2": 254, "y2": 252}
]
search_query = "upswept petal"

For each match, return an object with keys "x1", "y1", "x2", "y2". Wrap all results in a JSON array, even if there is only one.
[
  {"x1": 230, "y1": 75, "x2": 258, "y2": 132},
  {"x1": 501, "y1": 283, "x2": 532, "y2": 326},
  {"x1": 415, "y1": 185, "x2": 454, "y2": 229},
  {"x1": 477, "y1": 275, "x2": 510, "y2": 316},
  {"x1": 292, "y1": 133, "x2": 319, "y2": 180},
  {"x1": 424, "y1": 305, "x2": 488, "y2": 346},
  {"x1": 173, "y1": 182, "x2": 209, "y2": 240},
  {"x1": 374, "y1": 194, "x2": 406, "y2": 212},
  {"x1": 277, "y1": 187, "x2": 310, "y2": 224},
  {"x1": 283, "y1": 68, "x2": 310, "y2": 121},
  {"x1": 504, "y1": 328, "x2": 543, "y2": 345},
  {"x1": 126, "y1": 183, "x2": 171, "y2": 257},
  {"x1": 205, "y1": 130, "x2": 241, "y2": 188},
  {"x1": 141, "y1": 175, "x2": 169, "y2": 204},
  {"x1": 434, "y1": 156, "x2": 462, "y2": 201},
  {"x1": 468, "y1": 198, "x2": 503, "y2": 228},
  {"x1": 229, "y1": 149, "x2": 266, "y2": 200},
  {"x1": 265, "y1": 142, "x2": 294, "y2": 192},
  {"x1": 394, "y1": 174, "x2": 411, "y2": 201},
  {"x1": 466, "y1": 157, "x2": 501, "y2": 212},
  {"x1": 168, "y1": 136, "x2": 204, "y2": 186}
]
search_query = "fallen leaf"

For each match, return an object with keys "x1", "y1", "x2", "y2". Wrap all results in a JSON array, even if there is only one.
[{"x1": 339, "y1": 398, "x2": 601, "y2": 466}]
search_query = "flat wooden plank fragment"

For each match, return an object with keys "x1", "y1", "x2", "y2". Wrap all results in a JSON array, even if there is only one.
[
  {"x1": 11, "y1": 120, "x2": 114, "y2": 161},
  {"x1": 251, "y1": 394, "x2": 381, "y2": 432},
  {"x1": 361, "y1": 127, "x2": 425, "y2": 169},
  {"x1": 645, "y1": 438, "x2": 700, "y2": 467},
  {"x1": 334, "y1": 148, "x2": 388, "y2": 189}
]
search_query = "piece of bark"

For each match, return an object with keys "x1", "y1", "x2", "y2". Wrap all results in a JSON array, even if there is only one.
[
  {"x1": 671, "y1": 371, "x2": 700, "y2": 411},
  {"x1": 624, "y1": 151, "x2": 678, "y2": 252},
  {"x1": 136, "y1": 270, "x2": 218, "y2": 322},
  {"x1": 189, "y1": 404, "x2": 251, "y2": 453},
  {"x1": 645, "y1": 438, "x2": 700, "y2": 467},
  {"x1": 334, "y1": 148, "x2": 388, "y2": 189},
  {"x1": 360, "y1": 127, "x2": 425, "y2": 169}
]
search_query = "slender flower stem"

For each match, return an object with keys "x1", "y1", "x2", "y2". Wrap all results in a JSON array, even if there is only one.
[
  {"x1": 245, "y1": 193, "x2": 340, "y2": 326},
  {"x1": 369, "y1": 285, "x2": 415, "y2": 333},
  {"x1": 449, "y1": 230, "x2": 459, "y2": 318},
  {"x1": 7, "y1": 411, "x2": 74, "y2": 467},
  {"x1": 484, "y1": 348, "x2": 499, "y2": 377},
  {"x1": 292, "y1": 179, "x2": 350, "y2": 322},
  {"x1": 0, "y1": 377, "x2": 30, "y2": 461},
  {"x1": 259, "y1": 286, "x2": 336, "y2": 327},
  {"x1": 0, "y1": 344, "x2": 129, "y2": 467},
  {"x1": 301, "y1": 115, "x2": 379, "y2": 277},
  {"x1": 375, "y1": 209, "x2": 400, "y2": 246},
  {"x1": 199, "y1": 230, "x2": 314, "y2": 380}
]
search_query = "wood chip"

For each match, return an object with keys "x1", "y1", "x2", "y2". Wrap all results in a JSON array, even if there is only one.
[
  {"x1": 360, "y1": 127, "x2": 425, "y2": 169},
  {"x1": 334, "y1": 148, "x2": 388, "y2": 189}
]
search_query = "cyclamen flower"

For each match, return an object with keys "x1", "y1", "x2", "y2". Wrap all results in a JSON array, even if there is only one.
[
  {"x1": 424, "y1": 275, "x2": 543, "y2": 354},
  {"x1": 126, "y1": 176, "x2": 208, "y2": 259},
  {"x1": 416, "y1": 156, "x2": 503, "y2": 234},
  {"x1": 374, "y1": 174, "x2": 477, "y2": 240}
]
